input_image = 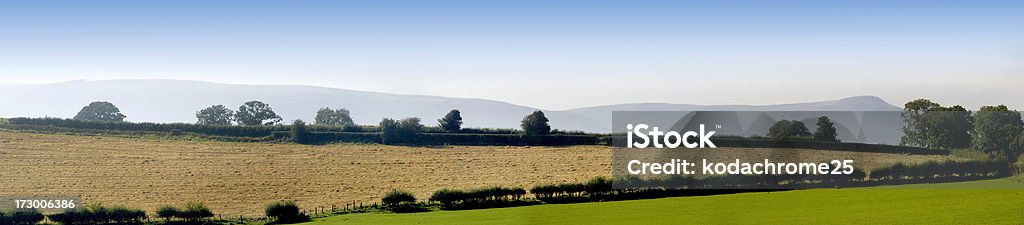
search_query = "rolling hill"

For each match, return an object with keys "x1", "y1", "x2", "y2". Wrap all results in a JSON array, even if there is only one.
[{"x1": 0, "y1": 80, "x2": 903, "y2": 137}]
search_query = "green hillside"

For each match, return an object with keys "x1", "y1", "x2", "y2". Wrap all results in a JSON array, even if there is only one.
[{"x1": 301, "y1": 176, "x2": 1024, "y2": 225}]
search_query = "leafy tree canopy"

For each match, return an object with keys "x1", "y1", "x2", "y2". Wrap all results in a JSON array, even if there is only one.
[
  {"x1": 521, "y1": 110, "x2": 551, "y2": 135},
  {"x1": 235, "y1": 101, "x2": 282, "y2": 126},
  {"x1": 196, "y1": 104, "x2": 234, "y2": 125},
  {"x1": 767, "y1": 120, "x2": 811, "y2": 139},
  {"x1": 315, "y1": 107, "x2": 354, "y2": 126},
  {"x1": 73, "y1": 101, "x2": 127, "y2": 122},
  {"x1": 380, "y1": 117, "x2": 423, "y2": 144},
  {"x1": 900, "y1": 99, "x2": 973, "y2": 149},
  {"x1": 438, "y1": 109, "x2": 463, "y2": 132},
  {"x1": 973, "y1": 105, "x2": 1024, "y2": 159}
]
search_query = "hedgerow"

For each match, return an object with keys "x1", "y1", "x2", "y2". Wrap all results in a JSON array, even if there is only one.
[{"x1": 429, "y1": 187, "x2": 528, "y2": 209}]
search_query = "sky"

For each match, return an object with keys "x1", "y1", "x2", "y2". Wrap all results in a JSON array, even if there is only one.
[{"x1": 1, "y1": 0, "x2": 1022, "y2": 110}]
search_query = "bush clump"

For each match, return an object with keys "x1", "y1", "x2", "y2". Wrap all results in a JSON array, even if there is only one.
[
  {"x1": 155, "y1": 205, "x2": 181, "y2": 221},
  {"x1": 49, "y1": 203, "x2": 146, "y2": 225},
  {"x1": 0, "y1": 209, "x2": 44, "y2": 225},
  {"x1": 430, "y1": 186, "x2": 529, "y2": 209},
  {"x1": 266, "y1": 200, "x2": 307, "y2": 223},
  {"x1": 181, "y1": 202, "x2": 214, "y2": 222},
  {"x1": 382, "y1": 190, "x2": 417, "y2": 206}
]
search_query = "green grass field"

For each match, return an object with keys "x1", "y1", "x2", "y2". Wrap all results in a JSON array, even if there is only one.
[{"x1": 301, "y1": 176, "x2": 1024, "y2": 225}]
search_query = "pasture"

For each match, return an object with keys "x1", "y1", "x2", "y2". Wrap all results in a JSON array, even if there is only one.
[{"x1": 301, "y1": 176, "x2": 1024, "y2": 224}]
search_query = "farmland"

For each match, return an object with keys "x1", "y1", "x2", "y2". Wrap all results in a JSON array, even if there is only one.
[
  {"x1": 0, "y1": 130, "x2": 975, "y2": 216},
  {"x1": 301, "y1": 176, "x2": 1024, "y2": 225}
]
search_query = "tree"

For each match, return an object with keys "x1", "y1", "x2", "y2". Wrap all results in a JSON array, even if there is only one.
[
  {"x1": 923, "y1": 105, "x2": 973, "y2": 149},
  {"x1": 1010, "y1": 134, "x2": 1024, "y2": 162},
  {"x1": 195, "y1": 105, "x2": 234, "y2": 125},
  {"x1": 438, "y1": 109, "x2": 463, "y2": 132},
  {"x1": 235, "y1": 101, "x2": 282, "y2": 126},
  {"x1": 521, "y1": 110, "x2": 551, "y2": 135},
  {"x1": 315, "y1": 107, "x2": 354, "y2": 126},
  {"x1": 73, "y1": 101, "x2": 126, "y2": 122},
  {"x1": 900, "y1": 99, "x2": 973, "y2": 149},
  {"x1": 291, "y1": 119, "x2": 310, "y2": 144},
  {"x1": 767, "y1": 120, "x2": 811, "y2": 139},
  {"x1": 380, "y1": 117, "x2": 423, "y2": 144},
  {"x1": 813, "y1": 116, "x2": 840, "y2": 142},
  {"x1": 972, "y1": 105, "x2": 1024, "y2": 159},
  {"x1": 901, "y1": 99, "x2": 940, "y2": 147}
]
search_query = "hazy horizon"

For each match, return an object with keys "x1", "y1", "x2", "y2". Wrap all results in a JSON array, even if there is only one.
[{"x1": 1, "y1": 1, "x2": 1022, "y2": 110}]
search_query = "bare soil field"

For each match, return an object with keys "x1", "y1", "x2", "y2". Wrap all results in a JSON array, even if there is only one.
[{"x1": 0, "y1": 131, "x2": 963, "y2": 216}]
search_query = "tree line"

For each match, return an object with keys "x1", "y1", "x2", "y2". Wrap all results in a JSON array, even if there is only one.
[
  {"x1": 69, "y1": 101, "x2": 555, "y2": 135},
  {"x1": 764, "y1": 116, "x2": 841, "y2": 142},
  {"x1": 898, "y1": 99, "x2": 1024, "y2": 161},
  {"x1": 47, "y1": 99, "x2": 1024, "y2": 157}
]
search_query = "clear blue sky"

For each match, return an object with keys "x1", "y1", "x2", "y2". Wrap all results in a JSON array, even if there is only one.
[{"x1": 1, "y1": 0, "x2": 1021, "y2": 110}]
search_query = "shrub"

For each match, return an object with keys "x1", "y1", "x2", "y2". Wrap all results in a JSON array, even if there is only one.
[
  {"x1": 156, "y1": 205, "x2": 181, "y2": 221},
  {"x1": 82, "y1": 203, "x2": 109, "y2": 223},
  {"x1": 869, "y1": 160, "x2": 1010, "y2": 182},
  {"x1": 6, "y1": 209, "x2": 44, "y2": 225},
  {"x1": 180, "y1": 202, "x2": 213, "y2": 222},
  {"x1": 291, "y1": 119, "x2": 310, "y2": 144},
  {"x1": 380, "y1": 118, "x2": 423, "y2": 144},
  {"x1": 382, "y1": 190, "x2": 417, "y2": 206},
  {"x1": 107, "y1": 205, "x2": 146, "y2": 223},
  {"x1": 266, "y1": 201, "x2": 306, "y2": 223},
  {"x1": 429, "y1": 188, "x2": 465, "y2": 208},
  {"x1": 585, "y1": 176, "x2": 613, "y2": 195}
]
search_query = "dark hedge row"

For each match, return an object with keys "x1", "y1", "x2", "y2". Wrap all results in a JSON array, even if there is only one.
[
  {"x1": 48, "y1": 205, "x2": 146, "y2": 225},
  {"x1": 0, "y1": 209, "x2": 44, "y2": 225},
  {"x1": 712, "y1": 138, "x2": 949, "y2": 155},
  {"x1": 0, "y1": 117, "x2": 959, "y2": 153},
  {"x1": 0, "y1": 123, "x2": 275, "y2": 142},
  {"x1": 869, "y1": 160, "x2": 1011, "y2": 182},
  {"x1": 7, "y1": 117, "x2": 377, "y2": 137},
  {"x1": 614, "y1": 171, "x2": 868, "y2": 190},
  {"x1": 9, "y1": 117, "x2": 288, "y2": 137},
  {"x1": 416, "y1": 133, "x2": 599, "y2": 146},
  {"x1": 429, "y1": 187, "x2": 528, "y2": 209},
  {"x1": 276, "y1": 131, "x2": 600, "y2": 146},
  {"x1": 530, "y1": 177, "x2": 613, "y2": 199},
  {"x1": 606, "y1": 136, "x2": 949, "y2": 155}
]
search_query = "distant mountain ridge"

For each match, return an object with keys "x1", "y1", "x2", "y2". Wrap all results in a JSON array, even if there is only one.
[{"x1": 0, "y1": 79, "x2": 902, "y2": 134}]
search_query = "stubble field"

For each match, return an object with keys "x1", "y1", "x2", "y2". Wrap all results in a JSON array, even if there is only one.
[{"x1": 0, "y1": 131, "x2": 964, "y2": 216}]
